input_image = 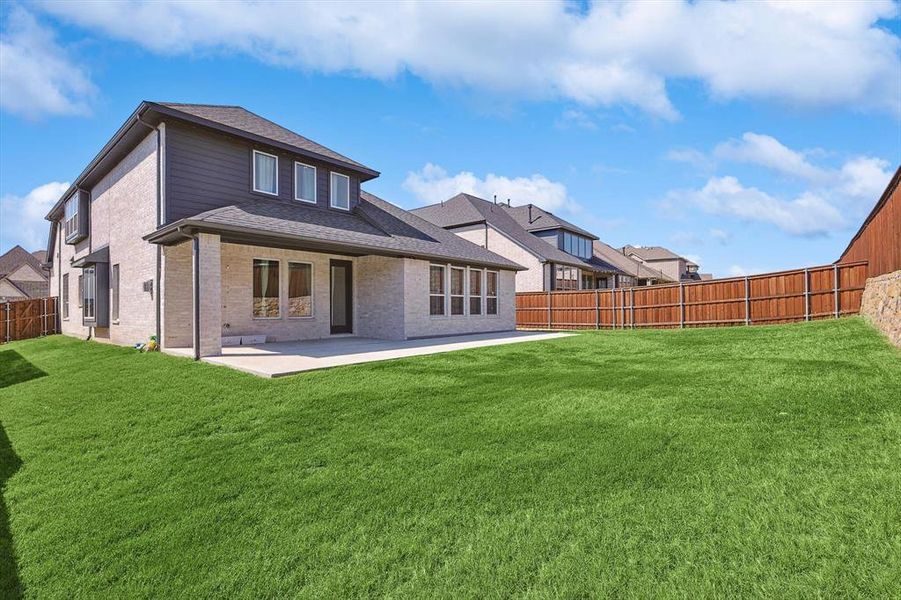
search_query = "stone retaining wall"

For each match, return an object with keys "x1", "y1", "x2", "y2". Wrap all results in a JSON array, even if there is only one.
[{"x1": 860, "y1": 270, "x2": 900, "y2": 347}]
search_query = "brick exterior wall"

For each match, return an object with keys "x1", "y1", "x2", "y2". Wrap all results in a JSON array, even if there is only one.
[
  {"x1": 197, "y1": 233, "x2": 222, "y2": 357},
  {"x1": 161, "y1": 241, "x2": 193, "y2": 348},
  {"x1": 355, "y1": 255, "x2": 406, "y2": 340},
  {"x1": 454, "y1": 225, "x2": 546, "y2": 292},
  {"x1": 51, "y1": 131, "x2": 158, "y2": 345},
  {"x1": 402, "y1": 258, "x2": 516, "y2": 338}
]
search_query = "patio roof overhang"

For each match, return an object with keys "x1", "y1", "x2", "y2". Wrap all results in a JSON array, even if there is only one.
[
  {"x1": 143, "y1": 221, "x2": 527, "y2": 271},
  {"x1": 71, "y1": 245, "x2": 109, "y2": 268}
]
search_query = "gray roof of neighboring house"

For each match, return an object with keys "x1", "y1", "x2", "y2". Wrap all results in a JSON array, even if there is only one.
[
  {"x1": 501, "y1": 204, "x2": 598, "y2": 239},
  {"x1": 0, "y1": 245, "x2": 48, "y2": 279},
  {"x1": 145, "y1": 192, "x2": 525, "y2": 271},
  {"x1": 156, "y1": 102, "x2": 376, "y2": 175},
  {"x1": 1, "y1": 278, "x2": 49, "y2": 298},
  {"x1": 593, "y1": 241, "x2": 672, "y2": 282},
  {"x1": 410, "y1": 193, "x2": 620, "y2": 273},
  {"x1": 622, "y1": 245, "x2": 684, "y2": 262}
]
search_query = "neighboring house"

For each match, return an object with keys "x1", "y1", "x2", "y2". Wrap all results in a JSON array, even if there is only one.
[
  {"x1": 621, "y1": 245, "x2": 706, "y2": 282},
  {"x1": 592, "y1": 241, "x2": 673, "y2": 287},
  {"x1": 411, "y1": 194, "x2": 624, "y2": 291},
  {"x1": 0, "y1": 245, "x2": 50, "y2": 301},
  {"x1": 45, "y1": 102, "x2": 523, "y2": 358}
]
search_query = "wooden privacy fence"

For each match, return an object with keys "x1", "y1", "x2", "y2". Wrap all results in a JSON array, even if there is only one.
[
  {"x1": 1, "y1": 297, "x2": 59, "y2": 343},
  {"x1": 516, "y1": 262, "x2": 869, "y2": 330}
]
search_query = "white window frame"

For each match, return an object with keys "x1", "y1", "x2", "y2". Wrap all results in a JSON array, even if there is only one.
[
  {"x1": 111, "y1": 263, "x2": 120, "y2": 323},
  {"x1": 252, "y1": 257, "x2": 281, "y2": 319},
  {"x1": 330, "y1": 172, "x2": 350, "y2": 210},
  {"x1": 83, "y1": 267, "x2": 96, "y2": 320},
  {"x1": 287, "y1": 261, "x2": 314, "y2": 319},
  {"x1": 486, "y1": 270, "x2": 498, "y2": 315},
  {"x1": 429, "y1": 264, "x2": 446, "y2": 317},
  {"x1": 294, "y1": 161, "x2": 317, "y2": 204},
  {"x1": 64, "y1": 196, "x2": 78, "y2": 239},
  {"x1": 450, "y1": 266, "x2": 465, "y2": 316},
  {"x1": 252, "y1": 150, "x2": 279, "y2": 196},
  {"x1": 468, "y1": 267, "x2": 483, "y2": 316}
]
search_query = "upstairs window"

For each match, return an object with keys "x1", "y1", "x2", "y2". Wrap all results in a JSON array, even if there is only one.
[
  {"x1": 64, "y1": 196, "x2": 79, "y2": 239},
  {"x1": 429, "y1": 265, "x2": 445, "y2": 316},
  {"x1": 562, "y1": 232, "x2": 592, "y2": 259},
  {"x1": 295, "y1": 162, "x2": 317, "y2": 203},
  {"x1": 330, "y1": 172, "x2": 350, "y2": 210},
  {"x1": 253, "y1": 150, "x2": 278, "y2": 195},
  {"x1": 450, "y1": 267, "x2": 465, "y2": 315},
  {"x1": 486, "y1": 271, "x2": 498, "y2": 315}
]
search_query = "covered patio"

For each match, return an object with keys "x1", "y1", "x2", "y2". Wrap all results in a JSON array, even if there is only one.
[{"x1": 164, "y1": 330, "x2": 570, "y2": 377}]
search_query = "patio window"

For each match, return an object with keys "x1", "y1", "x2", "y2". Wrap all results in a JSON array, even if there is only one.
[
  {"x1": 429, "y1": 265, "x2": 445, "y2": 316},
  {"x1": 62, "y1": 274, "x2": 69, "y2": 319},
  {"x1": 330, "y1": 172, "x2": 350, "y2": 210},
  {"x1": 450, "y1": 267, "x2": 465, "y2": 315},
  {"x1": 253, "y1": 259, "x2": 280, "y2": 318},
  {"x1": 486, "y1": 271, "x2": 498, "y2": 315},
  {"x1": 253, "y1": 150, "x2": 278, "y2": 195},
  {"x1": 78, "y1": 274, "x2": 83, "y2": 307},
  {"x1": 111, "y1": 264, "x2": 120, "y2": 322},
  {"x1": 294, "y1": 162, "x2": 316, "y2": 203},
  {"x1": 288, "y1": 262, "x2": 313, "y2": 318},
  {"x1": 83, "y1": 267, "x2": 95, "y2": 320},
  {"x1": 469, "y1": 269, "x2": 482, "y2": 315},
  {"x1": 555, "y1": 265, "x2": 579, "y2": 290}
]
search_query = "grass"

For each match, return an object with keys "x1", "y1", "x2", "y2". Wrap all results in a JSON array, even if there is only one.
[{"x1": 0, "y1": 318, "x2": 899, "y2": 598}]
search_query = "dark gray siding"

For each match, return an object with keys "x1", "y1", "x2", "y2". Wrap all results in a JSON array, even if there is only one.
[
  {"x1": 534, "y1": 229, "x2": 560, "y2": 249},
  {"x1": 164, "y1": 121, "x2": 363, "y2": 224}
]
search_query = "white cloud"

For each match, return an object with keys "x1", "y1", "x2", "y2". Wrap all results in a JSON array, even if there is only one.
[
  {"x1": 709, "y1": 228, "x2": 731, "y2": 244},
  {"x1": 0, "y1": 8, "x2": 96, "y2": 118},
  {"x1": 666, "y1": 148, "x2": 716, "y2": 171},
  {"x1": 403, "y1": 163, "x2": 575, "y2": 212},
  {"x1": 838, "y1": 156, "x2": 893, "y2": 201},
  {"x1": 34, "y1": 0, "x2": 901, "y2": 118},
  {"x1": 713, "y1": 133, "x2": 830, "y2": 182},
  {"x1": 0, "y1": 181, "x2": 69, "y2": 252},
  {"x1": 663, "y1": 176, "x2": 846, "y2": 236},
  {"x1": 555, "y1": 109, "x2": 597, "y2": 131}
]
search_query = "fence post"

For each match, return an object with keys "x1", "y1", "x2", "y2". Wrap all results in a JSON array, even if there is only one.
[
  {"x1": 833, "y1": 264, "x2": 840, "y2": 318},
  {"x1": 803, "y1": 268, "x2": 810, "y2": 321},
  {"x1": 612, "y1": 287, "x2": 617, "y2": 329},
  {"x1": 547, "y1": 290, "x2": 552, "y2": 330},
  {"x1": 630, "y1": 288, "x2": 635, "y2": 330},
  {"x1": 744, "y1": 276, "x2": 751, "y2": 326},
  {"x1": 42, "y1": 297, "x2": 46, "y2": 336},
  {"x1": 595, "y1": 289, "x2": 600, "y2": 330},
  {"x1": 4, "y1": 301, "x2": 10, "y2": 343},
  {"x1": 679, "y1": 283, "x2": 685, "y2": 329}
]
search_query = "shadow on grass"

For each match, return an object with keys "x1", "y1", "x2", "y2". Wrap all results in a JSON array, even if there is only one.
[
  {"x1": 0, "y1": 351, "x2": 46, "y2": 389},
  {"x1": 0, "y1": 423, "x2": 23, "y2": 599}
]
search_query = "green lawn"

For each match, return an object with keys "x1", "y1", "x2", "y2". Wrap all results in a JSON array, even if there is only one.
[{"x1": 1, "y1": 318, "x2": 899, "y2": 598}]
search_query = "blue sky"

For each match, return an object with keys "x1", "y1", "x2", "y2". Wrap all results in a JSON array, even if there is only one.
[{"x1": 1, "y1": 1, "x2": 899, "y2": 277}]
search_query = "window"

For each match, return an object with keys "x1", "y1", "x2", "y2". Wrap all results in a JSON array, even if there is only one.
[
  {"x1": 469, "y1": 269, "x2": 482, "y2": 315},
  {"x1": 450, "y1": 267, "x2": 465, "y2": 315},
  {"x1": 111, "y1": 264, "x2": 120, "y2": 322},
  {"x1": 78, "y1": 274, "x2": 83, "y2": 307},
  {"x1": 294, "y1": 162, "x2": 316, "y2": 203},
  {"x1": 288, "y1": 262, "x2": 313, "y2": 317},
  {"x1": 83, "y1": 267, "x2": 95, "y2": 320},
  {"x1": 62, "y1": 274, "x2": 69, "y2": 319},
  {"x1": 562, "y1": 231, "x2": 592, "y2": 259},
  {"x1": 429, "y1": 265, "x2": 445, "y2": 316},
  {"x1": 253, "y1": 150, "x2": 278, "y2": 195},
  {"x1": 330, "y1": 172, "x2": 350, "y2": 210},
  {"x1": 253, "y1": 259, "x2": 280, "y2": 318},
  {"x1": 555, "y1": 265, "x2": 579, "y2": 290},
  {"x1": 486, "y1": 271, "x2": 498, "y2": 315},
  {"x1": 581, "y1": 273, "x2": 595, "y2": 290},
  {"x1": 64, "y1": 196, "x2": 78, "y2": 239}
]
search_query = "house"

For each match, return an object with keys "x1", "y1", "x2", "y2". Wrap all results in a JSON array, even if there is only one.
[
  {"x1": 44, "y1": 102, "x2": 523, "y2": 358},
  {"x1": 592, "y1": 241, "x2": 672, "y2": 287},
  {"x1": 411, "y1": 194, "x2": 625, "y2": 291},
  {"x1": 0, "y1": 245, "x2": 50, "y2": 301},
  {"x1": 620, "y1": 245, "x2": 707, "y2": 282}
]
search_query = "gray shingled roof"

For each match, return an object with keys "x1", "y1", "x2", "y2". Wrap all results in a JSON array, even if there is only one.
[
  {"x1": 3, "y1": 279, "x2": 49, "y2": 298},
  {"x1": 622, "y1": 245, "x2": 683, "y2": 262},
  {"x1": 502, "y1": 204, "x2": 598, "y2": 239},
  {"x1": 155, "y1": 102, "x2": 376, "y2": 174},
  {"x1": 148, "y1": 192, "x2": 524, "y2": 271},
  {"x1": 410, "y1": 193, "x2": 619, "y2": 273},
  {"x1": 0, "y1": 245, "x2": 48, "y2": 278},
  {"x1": 593, "y1": 241, "x2": 672, "y2": 282}
]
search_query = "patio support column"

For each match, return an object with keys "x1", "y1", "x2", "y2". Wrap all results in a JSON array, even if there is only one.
[{"x1": 193, "y1": 233, "x2": 221, "y2": 358}]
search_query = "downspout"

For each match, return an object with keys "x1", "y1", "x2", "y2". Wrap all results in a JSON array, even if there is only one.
[{"x1": 136, "y1": 113, "x2": 163, "y2": 345}]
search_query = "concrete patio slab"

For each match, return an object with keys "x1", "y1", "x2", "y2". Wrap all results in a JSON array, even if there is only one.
[{"x1": 165, "y1": 330, "x2": 572, "y2": 377}]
